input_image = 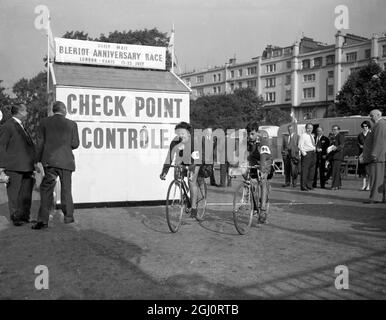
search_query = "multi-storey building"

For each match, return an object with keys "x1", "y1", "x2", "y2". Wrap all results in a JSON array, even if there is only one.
[{"x1": 180, "y1": 31, "x2": 386, "y2": 120}]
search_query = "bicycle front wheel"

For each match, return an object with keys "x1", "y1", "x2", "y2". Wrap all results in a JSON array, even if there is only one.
[
  {"x1": 166, "y1": 180, "x2": 185, "y2": 233},
  {"x1": 233, "y1": 182, "x2": 254, "y2": 235},
  {"x1": 195, "y1": 178, "x2": 207, "y2": 221}
]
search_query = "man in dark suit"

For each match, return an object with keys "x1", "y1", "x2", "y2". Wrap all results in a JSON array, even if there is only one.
[
  {"x1": 32, "y1": 101, "x2": 80, "y2": 229},
  {"x1": 0, "y1": 104, "x2": 37, "y2": 226},
  {"x1": 329, "y1": 125, "x2": 345, "y2": 190},
  {"x1": 282, "y1": 124, "x2": 300, "y2": 187},
  {"x1": 363, "y1": 109, "x2": 386, "y2": 204},
  {"x1": 313, "y1": 126, "x2": 330, "y2": 188}
]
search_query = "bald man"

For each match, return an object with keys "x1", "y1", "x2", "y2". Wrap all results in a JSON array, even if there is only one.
[{"x1": 363, "y1": 109, "x2": 386, "y2": 204}]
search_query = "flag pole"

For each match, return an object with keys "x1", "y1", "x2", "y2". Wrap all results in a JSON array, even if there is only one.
[
  {"x1": 171, "y1": 23, "x2": 175, "y2": 73},
  {"x1": 46, "y1": 15, "x2": 50, "y2": 95}
]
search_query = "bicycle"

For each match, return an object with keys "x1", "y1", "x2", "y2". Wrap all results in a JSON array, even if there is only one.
[
  {"x1": 232, "y1": 165, "x2": 270, "y2": 235},
  {"x1": 165, "y1": 165, "x2": 208, "y2": 233}
]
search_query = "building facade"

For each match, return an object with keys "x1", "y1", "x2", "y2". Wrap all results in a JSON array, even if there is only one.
[{"x1": 180, "y1": 32, "x2": 386, "y2": 120}]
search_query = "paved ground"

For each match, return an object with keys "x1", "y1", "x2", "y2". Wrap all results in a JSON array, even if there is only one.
[{"x1": 0, "y1": 172, "x2": 385, "y2": 300}]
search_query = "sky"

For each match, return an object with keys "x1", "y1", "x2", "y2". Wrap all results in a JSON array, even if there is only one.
[{"x1": 1, "y1": 0, "x2": 385, "y2": 93}]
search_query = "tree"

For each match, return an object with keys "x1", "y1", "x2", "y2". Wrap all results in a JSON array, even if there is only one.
[
  {"x1": 335, "y1": 62, "x2": 386, "y2": 116},
  {"x1": 190, "y1": 88, "x2": 265, "y2": 129},
  {"x1": 264, "y1": 107, "x2": 292, "y2": 126},
  {"x1": 12, "y1": 72, "x2": 48, "y2": 142},
  {"x1": 0, "y1": 80, "x2": 13, "y2": 124}
]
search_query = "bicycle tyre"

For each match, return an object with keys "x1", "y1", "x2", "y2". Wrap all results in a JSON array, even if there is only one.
[
  {"x1": 233, "y1": 182, "x2": 254, "y2": 235},
  {"x1": 165, "y1": 180, "x2": 185, "y2": 233},
  {"x1": 195, "y1": 178, "x2": 207, "y2": 221}
]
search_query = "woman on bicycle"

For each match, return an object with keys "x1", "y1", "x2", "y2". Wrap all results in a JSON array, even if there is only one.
[{"x1": 159, "y1": 122, "x2": 202, "y2": 218}]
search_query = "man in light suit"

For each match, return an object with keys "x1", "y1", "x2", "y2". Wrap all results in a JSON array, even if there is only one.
[
  {"x1": 282, "y1": 124, "x2": 300, "y2": 187},
  {"x1": 363, "y1": 109, "x2": 386, "y2": 204},
  {"x1": 0, "y1": 104, "x2": 37, "y2": 226},
  {"x1": 32, "y1": 101, "x2": 80, "y2": 229}
]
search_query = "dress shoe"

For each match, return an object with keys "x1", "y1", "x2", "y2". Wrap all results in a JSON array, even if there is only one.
[
  {"x1": 64, "y1": 217, "x2": 75, "y2": 224},
  {"x1": 282, "y1": 184, "x2": 290, "y2": 187},
  {"x1": 190, "y1": 208, "x2": 197, "y2": 218},
  {"x1": 31, "y1": 222, "x2": 48, "y2": 230},
  {"x1": 301, "y1": 188, "x2": 309, "y2": 191},
  {"x1": 20, "y1": 217, "x2": 30, "y2": 223},
  {"x1": 12, "y1": 220, "x2": 24, "y2": 227},
  {"x1": 307, "y1": 187, "x2": 314, "y2": 190}
]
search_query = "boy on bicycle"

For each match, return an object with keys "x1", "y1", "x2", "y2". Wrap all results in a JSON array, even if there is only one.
[
  {"x1": 242, "y1": 122, "x2": 273, "y2": 223},
  {"x1": 159, "y1": 122, "x2": 203, "y2": 218}
]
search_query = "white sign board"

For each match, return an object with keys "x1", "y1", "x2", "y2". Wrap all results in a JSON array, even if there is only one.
[
  {"x1": 55, "y1": 87, "x2": 189, "y2": 203},
  {"x1": 55, "y1": 38, "x2": 166, "y2": 70}
]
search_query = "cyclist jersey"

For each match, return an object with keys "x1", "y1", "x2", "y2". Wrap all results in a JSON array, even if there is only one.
[
  {"x1": 247, "y1": 138, "x2": 273, "y2": 175},
  {"x1": 161, "y1": 135, "x2": 202, "y2": 176}
]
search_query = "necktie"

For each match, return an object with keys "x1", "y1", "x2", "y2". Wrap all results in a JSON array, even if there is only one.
[{"x1": 310, "y1": 134, "x2": 315, "y2": 146}]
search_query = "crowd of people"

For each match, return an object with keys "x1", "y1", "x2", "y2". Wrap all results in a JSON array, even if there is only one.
[
  {"x1": 0, "y1": 101, "x2": 385, "y2": 231},
  {"x1": 281, "y1": 109, "x2": 386, "y2": 204}
]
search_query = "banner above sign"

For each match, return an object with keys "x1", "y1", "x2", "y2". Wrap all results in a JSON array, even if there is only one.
[{"x1": 54, "y1": 37, "x2": 166, "y2": 70}]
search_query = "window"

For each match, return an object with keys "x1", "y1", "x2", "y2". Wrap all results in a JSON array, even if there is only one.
[
  {"x1": 266, "y1": 64, "x2": 276, "y2": 73},
  {"x1": 384, "y1": 63, "x2": 386, "y2": 71},
  {"x1": 213, "y1": 74, "x2": 217, "y2": 82},
  {"x1": 238, "y1": 69, "x2": 243, "y2": 77},
  {"x1": 286, "y1": 60, "x2": 291, "y2": 69},
  {"x1": 285, "y1": 74, "x2": 291, "y2": 85},
  {"x1": 326, "y1": 55, "x2": 335, "y2": 65},
  {"x1": 284, "y1": 47, "x2": 293, "y2": 56},
  {"x1": 314, "y1": 57, "x2": 323, "y2": 68},
  {"x1": 302, "y1": 59, "x2": 310, "y2": 69},
  {"x1": 272, "y1": 49, "x2": 281, "y2": 57},
  {"x1": 247, "y1": 80, "x2": 257, "y2": 87},
  {"x1": 346, "y1": 52, "x2": 357, "y2": 62},
  {"x1": 197, "y1": 75, "x2": 204, "y2": 83},
  {"x1": 350, "y1": 67, "x2": 362, "y2": 74},
  {"x1": 365, "y1": 49, "x2": 371, "y2": 59},
  {"x1": 303, "y1": 74, "x2": 316, "y2": 82},
  {"x1": 383, "y1": 45, "x2": 386, "y2": 57},
  {"x1": 230, "y1": 70, "x2": 234, "y2": 78},
  {"x1": 285, "y1": 90, "x2": 291, "y2": 101},
  {"x1": 238, "y1": 82, "x2": 243, "y2": 88},
  {"x1": 247, "y1": 66, "x2": 257, "y2": 75},
  {"x1": 213, "y1": 87, "x2": 217, "y2": 94},
  {"x1": 218, "y1": 73, "x2": 221, "y2": 82},
  {"x1": 218, "y1": 86, "x2": 221, "y2": 93},
  {"x1": 328, "y1": 70, "x2": 334, "y2": 78},
  {"x1": 197, "y1": 88, "x2": 204, "y2": 96},
  {"x1": 265, "y1": 92, "x2": 276, "y2": 102},
  {"x1": 266, "y1": 77, "x2": 276, "y2": 88},
  {"x1": 230, "y1": 83, "x2": 234, "y2": 91},
  {"x1": 328, "y1": 85, "x2": 334, "y2": 96},
  {"x1": 303, "y1": 87, "x2": 315, "y2": 99}
]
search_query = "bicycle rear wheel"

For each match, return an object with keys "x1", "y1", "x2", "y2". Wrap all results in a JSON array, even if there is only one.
[
  {"x1": 166, "y1": 180, "x2": 185, "y2": 233},
  {"x1": 233, "y1": 182, "x2": 254, "y2": 235},
  {"x1": 195, "y1": 178, "x2": 207, "y2": 221}
]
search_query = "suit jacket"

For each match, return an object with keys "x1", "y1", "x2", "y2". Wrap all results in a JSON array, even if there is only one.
[
  {"x1": 330, "y1": 132, "x2": 345, "y2": 161},
  {"x1": 315, "y1": 135, "x2": 330, "y2": 157},
  {"x1": 282, "y1": 133, "x2": 300, "y2": 160},
  {"x1": 0, "y1": 118, "x2": 36, "y2": 172},
  {"x1": 370, "y1": 118, "x2": 386, "y2": 162},
  {"x1": 36, "y1": 114, "x2": 80, "y2": 171}
]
